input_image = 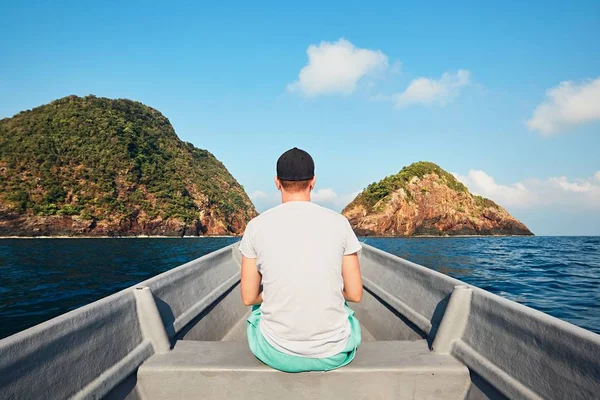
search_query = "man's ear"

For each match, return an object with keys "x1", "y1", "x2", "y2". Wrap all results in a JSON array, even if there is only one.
[
  {"x1": 309, "y1": 176, "x2": 317, "y2": 191},
  {"x1": 274, "y1": 176, "x2": 281, "y2": 191}
]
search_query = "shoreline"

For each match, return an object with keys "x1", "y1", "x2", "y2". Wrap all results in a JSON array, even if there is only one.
[
  {"x1": 0, "y1": 234, "x2": 542, "y2": 239},
  {"x1": 0, "y1": 235, "x2": 239, "y2": 239},
  {"x1": 360, "y1": 234, "x2": 535, "y2": 239}
]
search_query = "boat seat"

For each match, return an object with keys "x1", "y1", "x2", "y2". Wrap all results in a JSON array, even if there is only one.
[{"x1": 137, "y1": 340, "x2": 469, "y2": 400}]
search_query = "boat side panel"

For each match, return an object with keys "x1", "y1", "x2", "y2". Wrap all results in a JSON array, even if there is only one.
[
  {"x1": 0, "y1": 290, "x2": 145, "y2": 400},
  {"x1": 104, "y1": 373, "x2": 143, "y2": 400},
  {"x1": 176, "y1": 281, "x2": 248, "y2": 341},
  {"x1": 0, "y1": 243, "x2": 244, "y2": 400},
  {"x1": 360, "y1": 244, "x2": 600, "y2": 400},
  {"x1": 351, "y1": 288, "x2": 425, "y2": 341},
  {"x1": 455, "y1": 289, "x2": 600, "y2": 400},
  {"x1": 138, "y1": 245, "x2": 241, "y2": 339},
  {"x1": 359, "y1": 244, "x2": 461, "y2": 338},
  {"x1": 464, "y1": 370, "x2": 509, "y2": 400}
]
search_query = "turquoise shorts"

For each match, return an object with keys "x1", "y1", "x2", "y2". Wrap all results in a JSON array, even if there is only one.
[{"x1": 246, "y1": 304, "x2": 362, "y2": 373}]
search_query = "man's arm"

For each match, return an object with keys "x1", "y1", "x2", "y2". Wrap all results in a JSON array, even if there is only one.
[
  {"x1": 342, "y1": 253, "x2": 362, "y2": 302},
  {"x1": 241, "y1": 255, "x2": 263, "y2": 306}
]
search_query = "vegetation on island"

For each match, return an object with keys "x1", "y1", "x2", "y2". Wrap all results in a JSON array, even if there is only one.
[
  {"x1": 0, "y1": 95, "x2": 256, "y2": 235},
  {"x1": 343, "y1": 161, "x2": 532, "y2": 236},
  {"x1": 352, "y1": 161, "x2": 471, "y2": 211}
]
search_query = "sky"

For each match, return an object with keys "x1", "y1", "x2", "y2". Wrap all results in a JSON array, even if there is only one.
[{"x1": 1, "y1": 1, "x2": 599, "y2": 235}]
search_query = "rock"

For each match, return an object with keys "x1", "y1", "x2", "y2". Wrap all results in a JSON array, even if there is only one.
[
  {"x1": 342, "y1": 161, "x2": 533, "y2": 237},
  {"x1": 0, "y1": 95, "x2": 257, "y2": 237}
]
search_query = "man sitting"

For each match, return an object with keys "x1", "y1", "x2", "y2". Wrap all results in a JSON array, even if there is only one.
[{"x1": 238, "y1": 147, "x2": 363, "y2": 372}]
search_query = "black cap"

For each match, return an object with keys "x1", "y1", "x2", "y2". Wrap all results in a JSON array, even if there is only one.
[{"x1": 276, "y1": 147, "x2": 315, "y2": 181}]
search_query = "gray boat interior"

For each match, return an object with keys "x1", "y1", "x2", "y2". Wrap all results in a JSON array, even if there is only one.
[{"x1": 1, "y1": 243, "x2": 599, "y2": 399}]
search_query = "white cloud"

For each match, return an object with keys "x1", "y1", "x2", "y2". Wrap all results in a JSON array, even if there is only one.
[
  {"x1": 452, "y1": 170, "x2": 535, "y2": 208},
  {"x1": 453, "y1": 170, "x2": 600, "y2": 209},
  {"x1": 595, "y1": 171, "x2": 600, "y2": 181},
  {"x1": 527, "y1": 77, "x2": 600, "y2": 135},
  {"x1": 287, "y1": 38, "x2": 389, "y2": 96},
  {"x1": 394, "y1": 69, "x2": 471, "y2": 107},
  {"x1": 249, "y1": 190, "x2": 269, "y2": 201},
  {"x1": 549, "y1": 177, "x2": 595, "y2": 193},
  {"x1": 312, "y1": 188, "x2": 360, "y2": 210},
  {"x1": 311, "y1": 188, "x2": 338, "y2": 203}
]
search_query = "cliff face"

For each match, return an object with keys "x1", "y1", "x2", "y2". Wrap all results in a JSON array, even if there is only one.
[
  {"x1": 0, "y1": 95, "x2": 257, "y2": 237},
  {"x1": 342, "y1": 162, "x2": 532, "y2": 236}
]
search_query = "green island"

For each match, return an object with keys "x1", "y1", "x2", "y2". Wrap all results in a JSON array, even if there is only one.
[
  {"x1": 0, "y1": 95, "x2": 257, "y2": 236},
  {"x1": 343, "y1": 161, "x2": 532, "y2": 236},
  {"x1": 353, "y1": 161, "x2": 471, "y2": 212}
]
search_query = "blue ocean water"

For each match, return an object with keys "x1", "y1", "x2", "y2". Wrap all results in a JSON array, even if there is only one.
[
  {"x1": 0, "y1": 237, "x2": 239, "y2": 340},
  {"x1": 367, "y1": 236, "x2": 600, "y2": 335},
  {"x1": 0, "y1": 236, "x2": 598, "y2": 340}
]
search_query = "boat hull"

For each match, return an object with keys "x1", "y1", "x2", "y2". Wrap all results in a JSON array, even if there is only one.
[{"x1": 0, "y1": 243, "x2": 598, "y2": 399}]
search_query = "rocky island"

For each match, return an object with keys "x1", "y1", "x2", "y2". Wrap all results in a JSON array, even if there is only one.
[
  {"x1": 343, "y1": 162, "x2": 533, "y2": 236},
  {"x1": 0, "y1": 95, "x2": 257, "y2": 237}
]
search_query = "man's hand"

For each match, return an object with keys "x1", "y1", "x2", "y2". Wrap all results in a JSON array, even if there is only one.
[
  {"x1": 342, "y1": 253, "x2": 363, "y2": 302},
  {"x1": 241, "y1": 255, "x2": 263, "y2": 306}
]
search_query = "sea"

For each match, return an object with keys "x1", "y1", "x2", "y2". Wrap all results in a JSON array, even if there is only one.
[{"x1": 0, "y1": 236, "x2": 598, "y2": 340}]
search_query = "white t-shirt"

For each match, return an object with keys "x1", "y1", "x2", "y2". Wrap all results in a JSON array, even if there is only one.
[{"x1": 238, "y1": 201, "x2": 362, "y2": 358}]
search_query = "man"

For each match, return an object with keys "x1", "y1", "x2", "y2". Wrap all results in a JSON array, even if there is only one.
[{"x1": 238, "y1": 147, "x2": 363, "y2": 372}]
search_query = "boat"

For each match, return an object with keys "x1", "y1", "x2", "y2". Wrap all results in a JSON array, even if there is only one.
[{"x1": 0, "y1": 242, "x2": 598, "y2": 399}]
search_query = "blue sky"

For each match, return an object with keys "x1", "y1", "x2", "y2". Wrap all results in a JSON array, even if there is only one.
[{"x1": 1, "y1": 1, "x2": 599, "y2": 235}]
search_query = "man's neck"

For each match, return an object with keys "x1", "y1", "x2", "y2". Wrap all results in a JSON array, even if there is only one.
[{"x1": 281, "y1": 191, "x2": 311, "y2": 203}]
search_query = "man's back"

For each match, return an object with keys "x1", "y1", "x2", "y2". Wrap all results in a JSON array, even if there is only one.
[{"x1": 239, "y1": 200, "x2": 362, "y2": 358}]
